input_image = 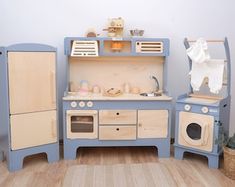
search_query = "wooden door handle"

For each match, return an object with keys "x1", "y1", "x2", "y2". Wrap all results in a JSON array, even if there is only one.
[
  {"x1": 50, "y1": 71, "x2": 56, "y2": 105},
  {"x1": 51, "y1": 118, "x2": 57, "y2": 139}
]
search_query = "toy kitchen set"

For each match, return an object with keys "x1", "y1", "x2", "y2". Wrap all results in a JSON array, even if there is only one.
[{"x1": 62, "y1": 18, "x2": 172, "y2": 159}]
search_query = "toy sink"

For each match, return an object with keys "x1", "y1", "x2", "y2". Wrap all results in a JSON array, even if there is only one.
[{"x1": 140, "y1": 92, "x2": 162, "y2": 97}]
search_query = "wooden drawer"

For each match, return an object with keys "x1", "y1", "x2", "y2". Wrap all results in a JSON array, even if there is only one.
[
  {"x1": 99, "y1": 110, "x2": 137, "y2": 125},
  {"x1": 99, "y1": 126, "x2": 136, "y2": 140}
]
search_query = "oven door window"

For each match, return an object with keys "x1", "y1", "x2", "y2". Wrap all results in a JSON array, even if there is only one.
[
  {"x1": 71, "y1": 116, "x2": 94, "y2": 133},
  {"x1": 186, "y1": 123, "x2": 202, "y2": 140}
]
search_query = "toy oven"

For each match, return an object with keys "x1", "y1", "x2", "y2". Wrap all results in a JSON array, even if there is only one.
[{"x1": 66, "y1": 110, "x2": 98, "y2": 139}]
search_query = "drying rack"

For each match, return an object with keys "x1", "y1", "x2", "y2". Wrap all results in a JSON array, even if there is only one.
[{"x1": 184, "y1": 37, "x2": 231, "y2": 99}]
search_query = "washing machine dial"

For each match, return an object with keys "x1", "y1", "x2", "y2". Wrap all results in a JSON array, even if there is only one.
[
  {"x1": 184, "y1": 104, "x2": 191, "y2": 111},
  {"x1": 87, "y1": 101, "x2": 93, "y2": 108},
  {"x1": 70, "y1": 101, "x2": 77, "y2": 108},
  {"x1": 201, "y1": 107, "x2": 209, "y2": 114},
  {"x1": 79, "y1": 101, "x2": 85, "y2": 108}
]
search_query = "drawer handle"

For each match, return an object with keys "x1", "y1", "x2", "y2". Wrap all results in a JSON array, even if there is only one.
[
  {"x1": 116, "y1": 128, "x2": 119, "y2": 131},
  {"x1": 116, "y1": 112, "x2": 120, "y2": 115}
]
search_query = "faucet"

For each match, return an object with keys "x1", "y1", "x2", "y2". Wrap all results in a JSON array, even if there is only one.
[{"x1": 150, "y1": 75, "x2": 160, "y2": 93}]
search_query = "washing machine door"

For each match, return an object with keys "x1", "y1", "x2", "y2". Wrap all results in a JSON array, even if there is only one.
[
  {"x1": 182, "y1": 120, "x2": 209, "y2": 146},
  {"x1": 179, "y1": 112, "x2": 214, "y2": 152}
]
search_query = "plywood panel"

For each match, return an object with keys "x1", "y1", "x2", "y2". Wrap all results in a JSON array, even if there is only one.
[
  {"x1": 138, "y1": 110, "x2": 168, "y2": 138},
  {"x1": 8, "y1": 52, "x2": 56, "y2": 114},
  {"x1": 99, "y1": 110, "x2": 137, "y2": 125},
  {"x1": 99, "y1": 125, "x2": 136, "y2": 140},
  {"x1": 69, "y1": 56, "x2": 164, "y2": 93},
  {"x1": 10, "y1": 110, "x2": 57, "y2": 150},
  {"x1": 178, "y1": 112, "x2": 214, "y2": 152}
]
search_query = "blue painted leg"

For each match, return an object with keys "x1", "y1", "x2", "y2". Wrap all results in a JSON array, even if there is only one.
[
  {"x1": 208, "y1": 155, "x2": 219, "y2": 169},
  {"x1": 64, "y1": 144, "x2": 77, "y2": 160},
  {"x1": 174, "y1": 146, "x2": 185, "y2": 160},
  {"x1": 9, "y1": 153, "x2": 24, "y2": 172},
  {"x1": 157, "y1": 143, "x2": 170, "y2": 158},
  {"x1": 0, "y1": 151, "x2": 3, "y2": 161},
  {"x1": 46, "y1": 146, "x2": 59, "y2": 163}
]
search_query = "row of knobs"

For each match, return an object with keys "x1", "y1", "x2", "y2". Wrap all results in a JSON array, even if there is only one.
[
  {"x1": 70, "y1": 101, "x2": 93, "y2": 108},
  {"x1": 184, "y1": 104, "x2": 209, "y2": 114}
]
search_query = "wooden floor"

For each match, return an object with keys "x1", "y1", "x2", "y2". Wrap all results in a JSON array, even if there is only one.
[{"x1": 0, "y1": 146, "x2": 235, "y2": 187}]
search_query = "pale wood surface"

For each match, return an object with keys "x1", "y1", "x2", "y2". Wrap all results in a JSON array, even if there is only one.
[
  {"x1": 189, "y1": 93, "x2": 222, "y2": 101},
  {"x1": 8, "y1": 52, "x2": 56, "y2": 114},
  {"x1": 185, "y1": 97, "x2": 220, "y2": 104},
  {"x1": 138, "y1": 110, "x2": 168, "y2": 138},
  {"x1": 178, "y1": 112, "x2": 214, "y2": 152},
  {"x1": 99, "y1": 110, "x2": 137, "y2": 125},
  {"x1": 63, "y1": 93, "x2": 172, "y2": 101},
  {"x1": 10, "y1": 110, "x2": 57, "y2": 150},
  {"x1": 99, "y1": 126, "x2": 136, "y2": 140},
  {"x1": 0, "y1": 146, "x2": 234, "y2": 187},
  {"x1": 69, "y1": 56, "x2": 164, "y2": 94},
  {"x1": 66, "y1": 110, "x2": 98, "y2": 139}
]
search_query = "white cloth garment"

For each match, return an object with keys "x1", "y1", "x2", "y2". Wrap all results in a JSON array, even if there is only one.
[
  {"x1": 189, "y1": 59, "x2": 225, "y2": 94},
  {"x1": 186, "y1": 38, "x2": 211, "y2": 63}
]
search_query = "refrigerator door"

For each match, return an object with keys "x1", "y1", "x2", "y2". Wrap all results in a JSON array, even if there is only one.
[
  {"x1": 8, "y1": 52, "x2": 56, "y2": 114},
  {"x1": 10, "y1": 110, "x2": 57, "y2": 150}
]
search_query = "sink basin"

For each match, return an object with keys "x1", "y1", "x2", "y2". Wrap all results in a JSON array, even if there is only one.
[{"x1": 140, "y1": 92, "x2": 162, "y2": 97}]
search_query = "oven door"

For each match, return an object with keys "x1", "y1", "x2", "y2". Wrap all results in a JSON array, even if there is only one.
[
  {"x1": 178, "y1": 112, "x2": 214, "y2": 152},
  {"x1": 66, "y1": 110, "x2": 98, "y2": 139}
]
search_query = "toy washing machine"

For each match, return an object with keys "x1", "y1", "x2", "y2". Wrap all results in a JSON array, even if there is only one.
[{"x1": 174, "y1": 38, "x2": 231, "y2": 168}]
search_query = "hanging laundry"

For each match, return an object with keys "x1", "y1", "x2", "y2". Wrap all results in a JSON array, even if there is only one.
[
  {"x1": 207, "y1": 59, "x2": 225, "y2": 94},
  {"x1": 189, "y1": 59, "x2": 225, "y2": 94},
  {"x1": 186, "y1": 38, "x2": 210, "y2": 63}
]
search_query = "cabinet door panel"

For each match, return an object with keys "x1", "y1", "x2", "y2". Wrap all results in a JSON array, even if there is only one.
[
  {"x1": 8, "y1": 52, "x2": 56, "y2": 114},
  {"x1": 10, "y1": 110, "x2": 57, "y2": 150},
  {"x1": 138, "y1": 110, "x2": 168, "y2": 138}
]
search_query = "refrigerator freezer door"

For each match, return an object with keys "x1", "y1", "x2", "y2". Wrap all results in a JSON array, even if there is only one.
[{"x1": 10, "y1": 110, "x2": 57, "y2": 150}]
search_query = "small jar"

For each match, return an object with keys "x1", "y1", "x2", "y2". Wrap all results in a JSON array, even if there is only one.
[
  {"x1": 93, "y1": 85, "x2": 100, "y2": 94},
  {"x1": 123, "y1": 83, "x2": 131, "y2": 94}
]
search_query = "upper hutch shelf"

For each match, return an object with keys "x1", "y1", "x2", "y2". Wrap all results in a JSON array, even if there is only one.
[{"x1": 64, "y1": 37, "x2": 170, "y2": 57}]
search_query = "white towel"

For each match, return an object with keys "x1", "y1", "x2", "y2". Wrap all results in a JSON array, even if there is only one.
[
  {"x1": 190, "y1": 59, "x2": 225, "y2": 94},
  {"x1": 186, "y1": 38, "x2": 210, "y2": 63},
  {"x1": 207, "y1": 59, "x2": 225, "y2": 94}
]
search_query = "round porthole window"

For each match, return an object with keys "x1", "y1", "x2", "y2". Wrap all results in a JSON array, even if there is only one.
[{"x1": 186, "y1": 123, "x2": 202, "y2": 140}]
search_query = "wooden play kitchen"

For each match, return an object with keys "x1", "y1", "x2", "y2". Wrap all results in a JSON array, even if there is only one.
[
  {"x1": 0, "y1": 16, "x2": 232, "y2": 173},
  {"x1": 63, "y1": 37, "x2": 172, "y2": 159}
]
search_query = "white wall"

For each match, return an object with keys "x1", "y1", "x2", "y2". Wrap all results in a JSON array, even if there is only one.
[{"x1": 1, "y1": 0, "x2": 234, "y2": 136}]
